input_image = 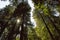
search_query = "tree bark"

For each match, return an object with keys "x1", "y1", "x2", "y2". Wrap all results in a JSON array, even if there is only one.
[{"x1": 38, "y1": 13, "x2": 55, "y2": 40}]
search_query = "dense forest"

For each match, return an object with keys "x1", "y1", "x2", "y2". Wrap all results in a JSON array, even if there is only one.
[{"x1": 0, "y1": 0, "x2": 60, "y2": 40}]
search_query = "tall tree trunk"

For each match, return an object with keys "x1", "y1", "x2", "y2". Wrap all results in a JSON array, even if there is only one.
[
  {"x1": 20, "y1": 13, "x2": 28, "y2": 40},
  {"x1": 0, "y1": 21, "x2": 7, "y2": 37},
  {"x1": 6, "y1": 23, "x2": 16, "y2": 40},
  {"x1": 48, "y1": 16, "x2": 60, "y2": 33},
  {"x1": 47, "y1": 3, "x2": 60, "y2": 34},
  {"x1": 47, "y1": 4, "x2": 60, "y2": 40},
  {"x1": 47, "y1": 16, "x2": 60, "y2": 40},
  {"x1": 38, "y1": 13, "x2": 55, "y2": 40}
]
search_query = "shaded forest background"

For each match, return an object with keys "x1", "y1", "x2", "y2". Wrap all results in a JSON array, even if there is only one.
[{"x1": 0, "y1": 0, "x2": 60, "y2": 40}]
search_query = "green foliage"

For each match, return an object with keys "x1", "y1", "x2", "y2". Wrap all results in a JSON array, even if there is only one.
[
  {"x1": 0, "y1": 0, "x2": 60, "y2": 40},
  {"x1": 33, "y1": 0, "x2": 60, "y2": 40},
  {"x1": 16, "y1": 37, "x2": 20, "y2": 40}
]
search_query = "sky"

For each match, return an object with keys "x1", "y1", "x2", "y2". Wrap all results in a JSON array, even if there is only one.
[
  {"x1": 53, "y1": 8, "x2": 60, "y2": 17},
  {"x1": 0, "y1": 0, "x2": 10, "y2": 9},
  {"x1": 28, "y1": 0, "x2": 36, "y2": 27},
  {"x1": 0, "y1": 0, "x2": 36, "y2": 27}
]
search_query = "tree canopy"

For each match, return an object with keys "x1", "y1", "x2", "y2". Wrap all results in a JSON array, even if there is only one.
[{"x1": 0, "y1": 0, "x2": 60, "y2": 40}]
